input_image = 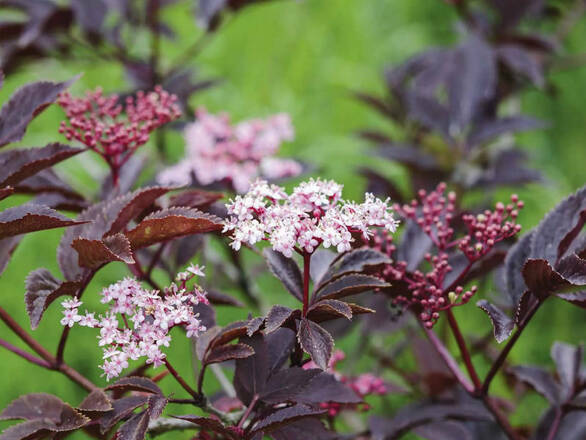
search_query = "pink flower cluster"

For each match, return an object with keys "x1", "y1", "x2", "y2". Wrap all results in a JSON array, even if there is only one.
[
  {"x1": 157, "y1": 107, "x2": 301, "y2": 193},
  {"x1": 60, "y1": 264, "x2": 208, "y2": 380},
  {"x1": 223, "y1": 178, "x2": 399, "y2": 257},
  {"x1": 58, "y1": 86, "x2": 181, "y2": 176},
  {"x1": 372, "y1": 183, "x2": 523, "y2": 328},
  {"x1": 303, "y1": 350, "x2": 388, "y2": 416}
]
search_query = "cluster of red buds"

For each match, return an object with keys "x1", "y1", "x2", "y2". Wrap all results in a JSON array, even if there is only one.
[
  {"x1": 58, "y1": 86, "x2": 181, "y2": 184},
  {"x1": 370, "y1": 183, "x2": 523, "y2": 328}
]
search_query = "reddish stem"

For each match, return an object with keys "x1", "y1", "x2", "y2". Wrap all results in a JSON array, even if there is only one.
[
  {"x1": 0, "y1": 338, "x2": 52, "y2": 368},
  {"x1": 546, "y1": 408, "x2": 562, "y2": 440},
  {"x1": 164, "y1": 358, "x2": 197, "y2": 397},
  {"x1": 237, "y1": 394, "x2": 259, "y2": 429},
  {"x1": 302, "y1": 252, "x2": 311, "y2": 316},
  {"x1": 197, "y1": 365, "x2": 206, "y2": 395},
  {"x1": 0, "y1": 306, "x2": 54, "y2": 363},
  {"x1": 446, "y1": 308, "x2": 482, "y2": 391}
]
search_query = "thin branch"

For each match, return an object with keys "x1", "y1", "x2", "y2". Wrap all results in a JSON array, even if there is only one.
[
  {"x1": 0, "y1": 338, "x2": 52, "y2": 368},
  {"x1": 165, "y1": 358, "x2": 198, "y2": 397},
  {"x1": 446, "y1": 308, "x2": 482, "y2": 390},
  {"x1": 546, "y1": 407, "x2": 563, "y2": 440},
  {"x1": 0, "y1": 306, "x2": 54, "y2": 363}
]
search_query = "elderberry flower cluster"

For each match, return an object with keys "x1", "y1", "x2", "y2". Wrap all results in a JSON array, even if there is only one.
[
  {"x1": 371, "y1": 183, "x2": 523, "y2": 328},
  {"x1": 223, "y1": 178, "x2": 399, "y2": 257},
  {"x1": 59, "y1": 264, "x2": 208, "y2": 380},
  {"x1": 58, "y1": 86, "x2": 181, "y2": 176},
  {"x1": 303, "y1": 350, "x2": 388, "y2": 417},
  {"x1": 157, "y1": 107, "x2": 301, "y2": 193}
]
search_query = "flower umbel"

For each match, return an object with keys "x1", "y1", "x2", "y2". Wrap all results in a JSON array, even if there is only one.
[
  {"x1": 59, "y1": 268, "x2": 208, "y2": 381},
  {"x1": 223, "y1": 178, "x2": 399, "y2": 257},
  {"x1": 58, "y1": 86, "x2": 181, "y2": 183},
  {"x1": 157, "y1": 107, "x2": 301, "y2": 193}
]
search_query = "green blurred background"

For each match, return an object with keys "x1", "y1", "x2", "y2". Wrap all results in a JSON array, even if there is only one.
[{"x1": 1, "y1": 0, "x2": 585, "y2": 437}]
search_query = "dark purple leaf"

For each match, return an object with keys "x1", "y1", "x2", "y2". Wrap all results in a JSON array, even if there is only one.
[
  {"x1": 448, "y1": 35, "x2": 496, "y2": 136},
  {"x1": 359, "y1": 168, "x2": 405, "y2": 202},
  {"x1": 0, "y1": 393, "x2": 90, "y2": 438},
  {"x1": 315, "y1": 274, "x2": 389, "y2": 302},
  {"x1": 270, "y1": 418, "x2": 338, "y2": 440},
  {"x1": 530, "y1": 185, "x2": 586, "y2": 265},
  {"x1": 557, "y1": 291, "x2": 586, "y2": 308},
  {"x1": 196, "y1": 0, "x2": 227, "y2": 29},
  {"x1": 558, "y1": 210, "x2": 586, "y2": 262},
  {"x1": 307, "y1": 299, "x2": 352, "y2": 323},
  {"x1": 15, "y1": 168, "x2": 83, "y2": 198},
  {"x1": 498, "y1": 45, "x2": 545, "y2": 87},
  {"x1": 297, "y1": 372, "x2": 362, "y2": 405},
  {"x1": 260, "y1": 367, "x2": 322, "y2": 404},
  {"x1": 147, "y1": 394, "x2": 167, "y2": 419},
  {"x1": 0, "y1": 77, "x2": 77, "y2": 148},
  {"x1": 195, "y1": 326, "x2": 222, "y2": 361},
  {"x1": 263, "y1": 248, "x2": 303, "y2": 301},
  {"x1": 397, "y1": 220, "x2": 433, "y2": 271},
  {"x1": 477, "y1": 300, "x2": 514, "y2": 343},
  {"x1": 99, "y1": 395, "x2": 149, "y2": 433},
  {"x1": 0, "y1": 186, "x2": 13, "y2": 201},
  {"x1": 309, "y1": 249, "x2": 337, "y2": 285},
  {"x1": 208, "y1": 321, "x2": 250, "y2": 350},
  {"x1": 264, "y1": 305, "x2": 298, "y2": 334},
  {"x1": 510, "y1": 365, "x2": 560, "y2": 404},
  {"x1": 246, "y1": 317, "x2": 264, "y2": 337},
  {"x1": 105, "y1": 377, "x2": 162, "y2": 395},
  {"x1": 116, "y1": 410, "x2": 149, "y2": 440},
  {"x1": 169, "y1": 189, "x2": 224, "y2": 210},
  {"x1": 250, "y1": 404, "x2": 326, "y2": 434},
  {"x1": 522, "y1": 258, "x2": 581, "y2": 299},
  {"x1": 369, "y1": 401, "x2": 491, "y2": 440},
  {"x1": 72, "y1": 233, "x2": 134, "y2": 269},
  {"x1": 172, "y1": 415, "x2": 239, "y2": 440},
  {"x1": 25, "y1": 268, "x2": 82, "y2": 329},
  {"x1": 34, "y1": 192, "x2": 88, "y2": 213},
  {"x1": 0, "y1": 235, "x2": 21, "y2": 276},
  {"x1": 514, "y1": 290, "x2": 540, "y2": 326},
  {"x1": 488, "y1": 0, "x2": 544, "y2": 29},
  {"x1": 551, "y1": 342, "x2": 583, "y2": 401},
  {"x1": 204, "y1": 342, "x2": 255, "y2": 365},
  {"x1": 71, "y1": 0, "x2": 107, "y2": 35},
  {"x1": 297, "y1": 318, "x2": 334, "y2": 370},
  {"x1": 78, "y1": 389, "x2": 112, "y2": 413},
  {"x1": 505, "y1": 230, "x2": 534, "y2": 306},
  {"x1": 353, "y1": 92, "x2": 395, "y2": 119},
  {"x1": 319, "y1": 248, "x2": 390, "y2": 287},
  {"x1": 0, "y1": 143, "x2": 83, "y2": 187},
  {"x1": 0, "y1": 203, "x2": 86, "y2": 240},
  {"x1": 475, "y1": 148, "x2": 542, "y2": 188},
  {"x1": 125, "y1": 207, "x2": 222, "y2": 250},
  {"x1": 414, "y1": 421, "x2": 473, "y2": 440},
  {"x1": 376, "y1": 144, "x2": 439, "y2": 171},
  {"x1": 468, "y1": 116, "x2": 544, "y2": 146},
  {"x1": 205, "y1": 288, "x2": 244, "y2": 307},
  {"x1": 406, "y1": 92, "x2": 450, "y2": 139}
]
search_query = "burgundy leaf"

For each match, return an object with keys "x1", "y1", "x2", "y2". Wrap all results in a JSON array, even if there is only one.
[
  {"x1": 116, "y1": 410, "x2": 150, "y2": 440},
  {"x1": 558, "y1": 210, "x2": 586, "y2": 261},
  {"x1": 71, "y1": 0, "x2": 107, "y2": 35},
  {"x1": 99, "y1": 395, "x2": 149, "y2": 433},
  {"x1": 0, "y1": 203, "x2": 86, "y2": 239},
  {"x1": 319, "y1": 248, "x2": 391, "y2": 288},
  {"x1": 15, "y1": 168, "x2": 84, "y2": 199},
  {"x1": 0, "y1": 143, "x2": 83, "y2": 187},
  {"x1": 530, "y1": 184, "x2": 586, "y2": 265},
  {"x1": 264, "y1": 305, "x2": 299, "y2": 335},
  {"x1": 297, "y1": 371, "x2": 362, "y2": 405},
  {"x1": 468, "y1": 115, "x2": 544, "y2": 146},
  {"x1": 270, "y1": 418, "x2": 338, "y2": 440},
  {"x1": 522, "y1": 258, "x2": 566, "y2": 297},
  {"x1": 105, "y1": 377, "x2": 162, "y2": 395},
  {"x1": 0, "y1": 393, "x2": 89, "y2": 438},
  {"x1": 297, "y1": 318, "x2": 334, "y2": 370},
  {"x1": 505, "y1": 230, "x2": 534, "y2": 306},
  {"x1": 172, "y1": 415, "x2": 239, "y2": 440},
  {"x1": 476, "y1": 300, "x2": 514, "y2": 343},
  {"x1": 376, "y1": 144, "x2": 439, "y2": 172},
  {"x1": 125, "y1": 207, "x2": 222, "y2": 250},
  {"x1": 169, "y1": 189, "x2": 224, "y2": 210},
  {"x1": 208, "y1": 321, "x2": 250, "y2": 350},
  {"x1": 25, "y1": 268, "x2": 82, "y2": 329},
  {"x1": 58, "y1": 186, "x2": 171, "y2": 280},
  {"x1": 514, "y1": 290, "x2": 540, "y2": 326},
  {"x1": 0, "y1": 186, "x2": 13, "y2": 201},
  {"x1": 250, "y1": 404, "x2": 326, "y2": 434},
  {"x1": 195, "y1": 326, "x2": 222, "y2": 361},
  {"x1": 34, "y1": 192, "x2": 89, "y2": 213},
  {"x1": 147, "y1": 394, "x2": 167, "y2": 419},
  {"x1": 71, "y1": 233, "x2": 134, "y2": 269},
  {"x1": 510, "y1": 365, "x2": 560, "y2": 404},
  {"x1": 206, "y1": 288, "x2": 244, "y2": 307},
  {"x1": 309, "y1": 249, "x2": 337, "y2": 285},
  {"x1": 551, "y1": 342, "x2": 583, "y2": 401},
  {"x1": 498, "y1": 45, "x2": 545, "y2": 87},
  {"x1": 77, "y1": 389, "x2": 112, "y2": 413},
  {"x1": 557, "y1": 291, "x2": 586, "y2": 308},
  {"x1": 204, "y1": 342, "x2": 255, "y2": 365},
  {"x1": 414, "y1": 421, "x2": 473, "y2": 440},
  {"x1": 260, "y1": 367, "x2": 322, "y2": 404},
  {"x1": 396, "y1": 220, "x2": 433, "y2": 271},
  {"x1": 246, "y1": 317, "x2": 264, "y2": 337},
  {"x1": 314, "y1": 274, "x2": 389, "y2": 302},
  {"x1": 263, "y1": 248, "x2": 303, "y2": 301},
  {"x1": 0, "y1": 235, "x2": 21, "y2": 276},
  {"x1": 0, "y1": 77, "x2": 77, "y2": 148},
  {"x1": 307, "y1": 299, "x2": 352, "y2": 323}
]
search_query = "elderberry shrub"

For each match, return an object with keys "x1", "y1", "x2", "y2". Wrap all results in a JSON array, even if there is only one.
[{"x1": 0, "y1": 0, "x2": 585, "y2": 439}]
